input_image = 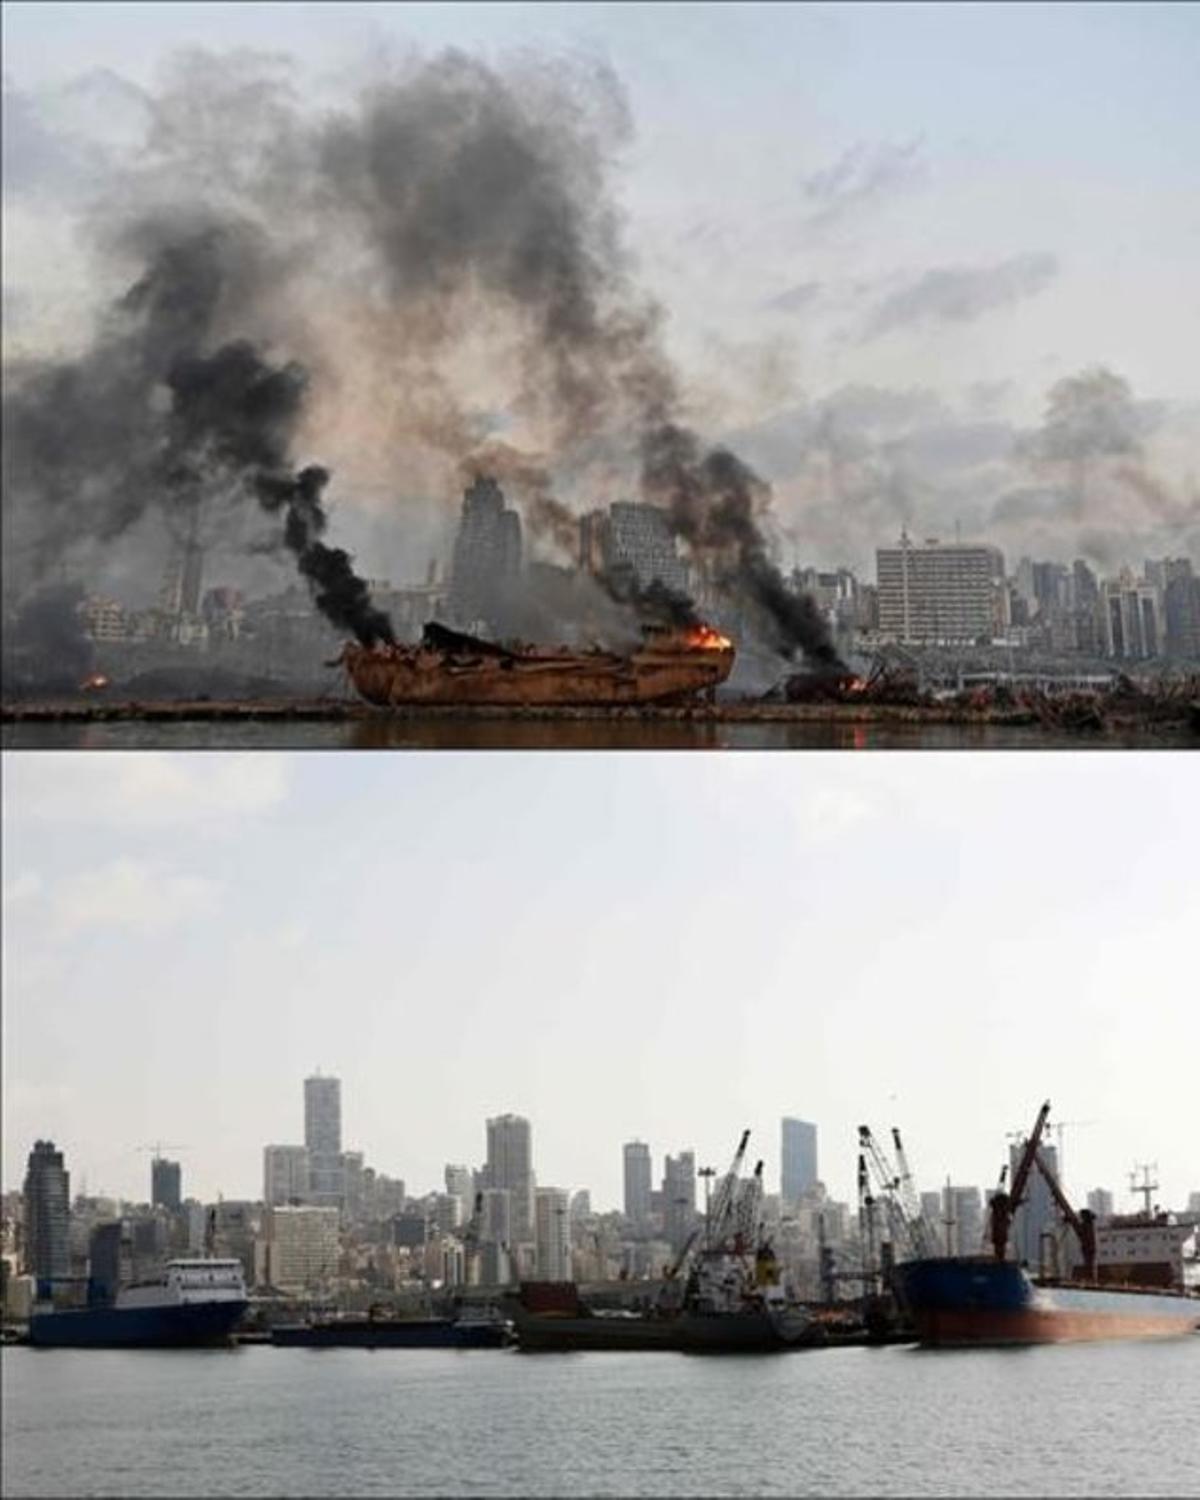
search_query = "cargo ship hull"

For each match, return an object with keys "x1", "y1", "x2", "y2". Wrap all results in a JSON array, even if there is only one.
[
  {"x1": 272, "y1": 1318, "x2": 510, "y2": 1349},
  {"x1": 341, "y1": 628, "x2": 735, "y2": 708},
  {"x1": 898, "y1": 1258, "x2": 1199, "y2": 1346},
  {"x1": 29, "y1": 1300, "x2": 247, "y2": 1348},
  {"x1": 511, "y1": 1307, "x2": 816, "y2": 1353}
]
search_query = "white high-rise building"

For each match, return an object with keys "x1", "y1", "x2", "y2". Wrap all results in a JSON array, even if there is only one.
[
  {"x1": 265, "y1": 1205, "x2": 339, "y2": 1293},
  {"x1": 263, "y1": 1145, "x2": 311, "y2": 1207},
  {"x1": 623, "y1": 1141, "x2": 653, "y2": 1225},
  {"x1": 485, "y1": 1114, "x2": 534, "y2": 1242},
  {"x1": 534, "y1": 1188, "x2": 571, "y2": 1282},
  {"x1": 304, "y1": 1074, "x2": 343, "y2": 1212}
]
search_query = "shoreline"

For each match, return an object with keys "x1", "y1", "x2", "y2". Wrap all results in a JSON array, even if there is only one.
[{"x1": 2, "y1": 697, "x2": 1196, "y2": 736}]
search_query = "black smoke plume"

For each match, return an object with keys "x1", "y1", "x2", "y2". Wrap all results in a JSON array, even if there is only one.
[
  {"x1": 642, "y1": 425, "x2": 844, "y2": 667},
  {"x1": 5, "y1": 49, "x2": 833, "y2": 666},
  {"x1": 257, "y1": 466, "x2": 394, "y2": 645}
]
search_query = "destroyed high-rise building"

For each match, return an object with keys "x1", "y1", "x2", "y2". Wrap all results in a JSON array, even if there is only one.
[
  {"x1": 449, "y1": 477, "x2": 523, "y2": 630},
  {"x1": 579, "y1": 502, "x2": 690, "y2": 598}
]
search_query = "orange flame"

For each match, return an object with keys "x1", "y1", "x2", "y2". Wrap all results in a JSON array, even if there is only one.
[
  {"x1": 80, "y1": 673, "x2": 111, "y2": 691},
  {"x1": 685, "y1": 625, "x2": 733, "y2": 651}
]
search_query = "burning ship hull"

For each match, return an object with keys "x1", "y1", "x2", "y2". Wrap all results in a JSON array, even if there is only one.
[
  {"x1": 341, "y1": 623, "x2": 734, "y2": 708},
  {"x1": 898, "y1": 1258, "x2": 1200, "y2": 1347}
]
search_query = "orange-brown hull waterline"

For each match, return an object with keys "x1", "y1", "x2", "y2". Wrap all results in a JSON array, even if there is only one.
[{"x1": 340, "y1": 623, "x2": 735, "y2": 708}]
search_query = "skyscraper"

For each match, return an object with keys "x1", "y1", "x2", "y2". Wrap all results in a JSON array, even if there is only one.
[
  {"x1": 151, "y1": 1157, "x2": 182, "y2": 1213},
  {"x1": 534, "y1": 1188, "x2": 571, "y2": 1282},
  {"x1": 23, "y1": 1140, "x2": 71, "y2": 1286},
  {"x1": 449, "y1": 477, "x2": 523, "y2": 628},
  {"x1": 485, "y1": 1114, "x2": 534, "y2": 1242},
  {"x1": 623, "y1": 1141, "x2": 653, "y2": 1226},
  {"x1": 662, "y1": 1151, "x2": 697, "y2": 1254},
  {"x1": 304, "y1": 1074, "x2": 343, "y2": 1212},
  {"x1": 781, "y1": 1119, "x2": 818, "y2": 1204}
]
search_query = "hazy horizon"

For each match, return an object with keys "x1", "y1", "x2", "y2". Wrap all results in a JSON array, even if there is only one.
[{"x1": 4, "y1": 751, "x2": 1197, "y2": 1214}]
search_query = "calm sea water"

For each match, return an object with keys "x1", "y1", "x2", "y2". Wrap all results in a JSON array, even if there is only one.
[
  {"x1": 3, "y1": 719, "x2": 1193, "y2": 750},
  {"x1": 3, "y1": 1342, "x2": 1198, "y2": 1497}
]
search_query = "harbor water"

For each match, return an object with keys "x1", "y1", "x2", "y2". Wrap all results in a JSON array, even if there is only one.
[
  {"x1": 3, "y1": 719, "x2": 1192, "y2": 751},
  {"x1": 3, "y1": 1341, "x2": 1198, "y2": 1497}
]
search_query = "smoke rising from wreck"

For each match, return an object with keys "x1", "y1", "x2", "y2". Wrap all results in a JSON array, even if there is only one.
[{"x1": 5, "y1": 48, "x2": 844, "y2": 669}]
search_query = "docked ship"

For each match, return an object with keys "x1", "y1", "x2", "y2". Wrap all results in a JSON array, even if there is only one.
[
  {"x1": 29, "y1": 1259, "x2": 248, "y2": 1348},
  {"x1": 897, "y1": 1102, "x2": 1200, "y2": 1346},
  {"x1": 512, "y1": 1130, "x2": 817, "y2": 1354},
  {"x1": 272, "y1": 1309, "x2": 512, "y2": 1349},
  {"x1": 340, "y1": 621, "x2": 735, "y2": 708}
]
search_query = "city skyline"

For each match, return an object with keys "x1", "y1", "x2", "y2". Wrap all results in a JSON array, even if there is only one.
[{"x1": 4, "y1": 751, "x2": 1197, "y2": 1210}]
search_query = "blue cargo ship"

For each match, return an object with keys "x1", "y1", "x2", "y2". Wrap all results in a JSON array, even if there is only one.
[
  {"x1": 29, "y1": 1259, "x2": 248, "y2": 1348},
  {"x1": 897, "y1": 1257, "x2": 1199, "y2": 1345}
]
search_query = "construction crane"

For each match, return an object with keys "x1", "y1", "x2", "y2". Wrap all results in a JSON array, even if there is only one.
[
  {"x1": 857, "y1": 1153, "x2": 880, "y2": 1295},
  {"x1": 733, "y1": 1160, "x2": 765, "y2": 1257},
  {"x1": 988, "y1": 1100, "x2": 1051, "y2": 1262},
  {"x1": 1032, "y1": 1146, "x2": 1097, "y2": 1279},
  {"x1": 858, "y1": 1126, "x2": 921, "y2": 1258},
  {"x1": 890, "y1": 1127, "x2": 936, "y2": 1256},
  {"x1": 707, "y1": 1129, "x2": 751, "y2": 1250},
  {"x1": 135, "y1": 1142, "x2": 189, "y2": 1159}
]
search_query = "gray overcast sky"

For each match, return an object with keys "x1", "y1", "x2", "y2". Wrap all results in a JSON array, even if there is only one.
[{"x1": 3, "y1": 751, "x2": 1197, "y2": 1214}]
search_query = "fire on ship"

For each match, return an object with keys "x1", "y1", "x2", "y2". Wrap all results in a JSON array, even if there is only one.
[{"x1": 340, "y1": 621, "x2": 735, "y2": 708}]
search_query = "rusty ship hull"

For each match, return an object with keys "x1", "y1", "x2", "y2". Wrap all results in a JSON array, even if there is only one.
[{"x1": 341, "y1": 624, "x2": 735, "y2": 708}]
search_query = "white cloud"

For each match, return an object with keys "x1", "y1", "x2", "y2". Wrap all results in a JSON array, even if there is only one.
[
  {"x1": 51, "y1": 858, "x2": 221, "y2": 935},
  {"x1": 5, "y1": 753, "x2": 290, "y2": 830},
  {"x1": 2, "y1": 871, "x2": 43, "y2": 907}
]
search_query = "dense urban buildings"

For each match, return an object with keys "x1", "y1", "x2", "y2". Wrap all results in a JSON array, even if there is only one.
[
  {"x1": 876, "y1": 535, "x2": 1009, "y2": 645},
  {"x1": 4, "y1": 1111, "x2": 1198, "y2": 1329},
  {"x1": 781, "y1": 1119, "x2": 819, "y2": 1204}
]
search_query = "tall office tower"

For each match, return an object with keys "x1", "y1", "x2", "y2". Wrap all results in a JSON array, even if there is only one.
[
  {"x1": 485, "y1": 1114, "x2": 534, "y2": 1241},
  {"x1": 1010, "y1": 1140, "x2": 1061, "y2": 1269},
  {"x1": 534, "y1": 1188, "x2": 571, "y2": 1282},
  {"x1": 263, "y1": 1145, "x2": 311, "y2": 1207},
  {"x1": 23, "y1": 1140, "x2": 71, "y2": 1285},
  {"x1": 449, "y1": 477, "x2": 523, "y2": 628},
  {"x1": 876, "y1": 534, "x2": 1008, "y2": 644},
  {"x1": 780, "y1": 1119, "x2": 819, "y2": 1204},
  {"x1": 623, "y1": 1141, "x2": 653, "y2": 1226},
  {"x1": 304, "y1": 1074, "x2": 344, "y2": 1212},
  {"x1": 150, "y1": 1157, "x2": 182, "y2": 1214},
  {"x1": 662, "y1": 1152, "x2": 697, "y2": 1254}
]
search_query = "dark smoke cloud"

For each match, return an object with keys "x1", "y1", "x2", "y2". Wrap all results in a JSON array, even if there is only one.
[
  {"x1": 642, "y1": 425, "x2": 843, "y2": 666},
  {"x1": 4, "y1": 211, "x2": 392, "y2": 643},
  {"x1": 5, "y1": 46, "x2": 846, "y2": 668}
]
